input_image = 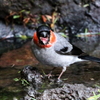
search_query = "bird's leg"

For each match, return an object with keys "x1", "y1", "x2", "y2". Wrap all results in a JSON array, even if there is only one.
[
  {"x1": 47, "y1": 67, "x2": 56, "y2": 78},
  {"x1": 58, "y1": 67, "x2": 66, "y2": 80}
]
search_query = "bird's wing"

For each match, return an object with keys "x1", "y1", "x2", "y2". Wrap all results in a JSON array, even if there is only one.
[
  {"x1": 54, "y1": 33, "x2": 86, "y2": 56},
  {"x1": 54, "y1": 34, "x2": 100, "y2": 63},
  {"x1": 54, "y1": 39, "x2": 72, "y2": 55}
]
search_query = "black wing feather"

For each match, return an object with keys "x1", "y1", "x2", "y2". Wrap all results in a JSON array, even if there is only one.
[{"x1": 54, "y1": 33, "x2": 87, "y2": 56}]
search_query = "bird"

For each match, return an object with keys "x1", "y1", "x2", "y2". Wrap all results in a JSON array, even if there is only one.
[{"x1": 31, "y1": 25, "x2": 100, "y2": 80}]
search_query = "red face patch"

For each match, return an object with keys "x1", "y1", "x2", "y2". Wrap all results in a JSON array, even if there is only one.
[{"x1": 33, "y1": 30, "x2": 56, "y2": 48}]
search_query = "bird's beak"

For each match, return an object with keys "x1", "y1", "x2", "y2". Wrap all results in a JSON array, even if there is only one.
[{"x1": 40, "y1": 37, "x2": 48, "y2": 44}]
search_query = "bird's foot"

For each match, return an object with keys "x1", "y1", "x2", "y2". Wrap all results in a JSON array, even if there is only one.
[
  {"x1": 53, "y1": 78, "x2": 64, "y2": 87},
  {"x1": 45, "y1": 73, "x2": 54, "y2": 79}
]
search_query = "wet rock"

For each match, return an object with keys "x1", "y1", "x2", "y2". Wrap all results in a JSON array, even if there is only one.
[
  {"x1": 23, "y1": 86, "x2": 40, "y2": 100},
  {"x1": 21, "y1": 65, "x2": 100, "y2": 100},
  {"x1": 71, "y1": 33, "x2": 100, "y2": 56},
  {"x1": 92, "y1": 43, "x2": 100, "y2": 57},
  {"x1": 21, "y1": 65, "x2": 42, "y2": 89},
  {"x1": 86, "y1": 1, "x2": 100, "y2": 24},
  {"x1": 56, "y1": 1, "x2": 100, "y2": 54},
  {"x1": 38, "y1": 83, "x2": 99, "y2": 100},
  {"x1": 93, "y1": 0, "x2": 100, "y2": 7},
  {"x1": 21, "y1": 65, "x2": 42, "y2": 100},
  {"x1": 0, "y1": 0, "x2": 53, "y2": 19},
  {"x1": 0, "y1": 21, "x2": 34, "y2": 55},
  {"x1": 74, "y1": 0, "x2": 92, "y2": 5},
  {"x1": 0, "y1": 21, "x2": 34, "y2": 38}
]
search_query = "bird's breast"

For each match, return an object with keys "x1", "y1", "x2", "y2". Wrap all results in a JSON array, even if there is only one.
[{"x1": 32, "y1": 44, "x2": 82, "y2": 67}]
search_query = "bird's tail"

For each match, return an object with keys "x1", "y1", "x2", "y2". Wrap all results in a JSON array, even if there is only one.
[{"x1": 78, "y1": 55, "x2": 100, "y2": 63}]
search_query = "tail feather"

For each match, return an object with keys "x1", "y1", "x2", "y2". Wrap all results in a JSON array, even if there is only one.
[{"x1": 78, "y1": 55, "x2": 100, "y2": 63}]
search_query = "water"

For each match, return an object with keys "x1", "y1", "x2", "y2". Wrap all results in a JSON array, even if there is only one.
[{"x1": 0, "y1": 67, "x2": 24, "y2": 100}]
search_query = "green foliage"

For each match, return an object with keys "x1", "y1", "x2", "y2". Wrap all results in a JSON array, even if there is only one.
[
  {"x1": 83, "y1": 4, "x2": 89, "y2": 7},
  {"x1": 13, "y1": 78, "x2": 20, "y2": 82},
  {"x1": 20, "y1": 10, "x2": 26, "y2": 13},
  {"x1": 19, "y1": 35, "x2": 29, "y2": 40},
  {"x1": 15, "y1": 34, "x2": 32, "y2": 40},
  {"x1": 13, "y1": 15, "x2": 20, "y2": 19},
  {"x1": 87, "y1": 90, "x2": 100, "y2": 100},
  {"x1": 20, "y1": 10, "x2": 30, "y2": 14},
  {"x1": 21, "y1": 79, "x2": 29, "y2": 86},
  {"x1": 31, "y1": 98, "x2": 37, "y2": 100},
  {"x1": 13, "y1": 78, "x2": 29, "y2": 86},
  {"x1": 60, "y1": 33, "x2": 67, "y2": 38},
  {"x1": 85, "y1": 28, "x2": 88, "y2": 33},
  {"x1": 41, "y1": 69, "x2": 46, "y2": 76}
]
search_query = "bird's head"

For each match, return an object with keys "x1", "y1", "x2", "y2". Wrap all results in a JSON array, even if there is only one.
[
  {"x1": 36, "y1": 25, "x2": 51, "y2": 45},
  {"x1": 33, "y1": 25, "x2": 56, "y2": 48}
]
